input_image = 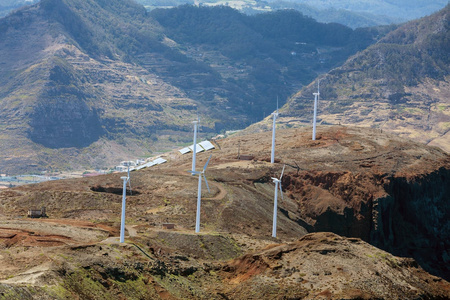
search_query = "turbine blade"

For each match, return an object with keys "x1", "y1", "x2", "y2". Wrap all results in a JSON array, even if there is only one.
[
  {"x1": 279, "y1": 185, "x2": 284, "y2": 201},
  {"x1": 280, "y1": 164, "x2": 286, "y2": 179},
  {"x1": 188, "y1": 170, "x2": 201, "y2": 175},
  {"x1": 203, "y1": 174, "x2": 211, "y2": 193},
  {"x1": 128, "y1": 178, "x2": 132, "y2": 196},
  {"x1": 204, "y1": 154, "x2": 212, "y2": 171},
  {"x1": 277, "y1": 96, "x2": 279, "y2": 114}
]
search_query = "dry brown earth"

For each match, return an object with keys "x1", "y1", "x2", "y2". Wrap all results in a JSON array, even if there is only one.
[{"x1": 0, "y1": 126, "x2": 449, "y2": 299}]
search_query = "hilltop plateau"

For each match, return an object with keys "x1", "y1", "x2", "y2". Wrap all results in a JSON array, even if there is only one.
[
  {"x1": 254, "y1": 4, "x2": 450, "y2": 153},
  {"x1": 0, "y1": 126, "x2": 449, "y2": 298}
]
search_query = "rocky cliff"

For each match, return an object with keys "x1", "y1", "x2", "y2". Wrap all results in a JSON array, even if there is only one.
[{"x1": 282, "y1": 167, "x2": 450, "y2": 280}]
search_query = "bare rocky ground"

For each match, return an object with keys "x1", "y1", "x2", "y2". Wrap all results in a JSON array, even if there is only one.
[{"x1": 0, "y1": 126, "x2": 449, "y2": 299}]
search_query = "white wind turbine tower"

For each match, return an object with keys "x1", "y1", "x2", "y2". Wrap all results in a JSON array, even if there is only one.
[
  {"x1": 126, "y1": 163, "x2": 132, "y2": 195},
  {"x1": 271, "y1": 164, "x2": 285, "y2": 238},
  {"x1": 119, "y1": 176, "x2": 128, "y2": 243},
  {"x1": 312, "y1": 79, "x2": 323, "y2": 141},
  {"x1": 191, "y1": 116, "x2": 200, "y2": 175},
  {"x1": 271, "y1": 99, "x2": 279, "y2": 164},
  {"x1": 188, "y1": 154, "x2": 212, "y2": 233}
]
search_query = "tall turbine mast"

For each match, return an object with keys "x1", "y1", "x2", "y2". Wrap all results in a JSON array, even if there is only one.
[
  {"x1": 191, "y1": 116, "x2": 199, "y2": 175},
  {"x1": 127, "y1": 164, "x2": 132, "y2": 195},
  {"x1": 272, "y1": 164, "x2": 285, "y2": 238},
  {"x1": 188, "y1": 155, "x2": 212, "y2": 233},
  {"x1": 312, "y1": 92, "x2": 319, "y2": 141},
  {"x1": 313, "y1": 79, "x2": 324, "y2": 141},
  {"x1": 271, "y1": 99, "x2": 279, "y2": 164},
  {"x1": 119, "y1": 176, "x2": 128, "y2": 243}
]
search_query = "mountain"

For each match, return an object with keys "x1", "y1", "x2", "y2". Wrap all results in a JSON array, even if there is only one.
[
  {"x1": 250, "y1": 4, "x2": 450, "y2": 153},
  {"x1": 0, "y1": 0, "x2": 39, "y2": 17},
  {"x1": 258, "y1": 1, "x2": 400, "y2": 28},
  {"x1": 0, "y1": 0, "x2": 386, "y2": 175},
  {"x1": 0, "y1": 126, "x2": 449, "y2": 298},
  {"x1": 136, "y1": 0, "x2": 448, "y2": 29},
  {"x1": 4, "y1": 0, "x2": 448, "y2": 29},
  {"x1": 285, "y1": 0, "x2": 449, "y2": 23}
]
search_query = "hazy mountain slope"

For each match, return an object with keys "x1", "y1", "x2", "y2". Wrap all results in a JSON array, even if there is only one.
[
  {"x1": 0, "y1": 0, "x2": 387, "y2": 175},
  {"x1": 0, "y1": 0, "x2": 39, "y2": 17},
  {"x1": 250, "y1": 4, "x2": 450, "y2": 153},
  {"x1": 149, "y1": 6, "x2": 387, "y2": 114},
  {"x1": 136, "y1": 0, "x2": 447, "y2": 29},
  {"x1": 4, "y1": 0, "x2": 447, "y2": 29},
  {"x1": 285, "y1": 0, "x2": 449, "y2": 22},
  {"x1": 264, "y1": 1, "x2": 400, "y2": 28}
]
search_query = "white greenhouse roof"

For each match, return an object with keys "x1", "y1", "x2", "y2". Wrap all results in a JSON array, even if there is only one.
[
  {"x1": 188, "y1": 144, "x2": 205, "y2": 153},
  {"x1": 179, "y1": 147, "x2": 191, "y2": 154},
  {"x1": 153, "y1": 158, "x2": 167, "y2": 165},
  {"x1": 199, "y1": 140, "x2": 215, "y2": 151}
]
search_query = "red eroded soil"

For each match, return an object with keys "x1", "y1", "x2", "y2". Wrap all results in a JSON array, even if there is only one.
[
  {"x1": 0, "y1": 227, "x2": 72, "y2": 247},
  {"x1": 0, "y1": 219, "x2": 118, "y2": 248}
]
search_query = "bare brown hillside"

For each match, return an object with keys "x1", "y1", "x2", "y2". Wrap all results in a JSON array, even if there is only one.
[{"x1": 0, "y1": 126, "x2": 449, "y2": 298}]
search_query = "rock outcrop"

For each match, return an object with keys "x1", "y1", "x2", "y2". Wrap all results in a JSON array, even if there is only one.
[{"x1": 220, "y1": 232, "x2": 450, "y2": 299}]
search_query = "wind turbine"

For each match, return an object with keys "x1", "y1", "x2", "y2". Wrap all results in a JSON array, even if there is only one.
[
  {"x1": 271, "y1": 164, "x2": 285, "y2": 238},
  {"x1": 271, "y1": 98, "x2": 279, "y2": 164},
  {"x1": 312, "y1": 92, "x2": 319, "y2": 140},
  {"x1": 120, "y1": 176, "x2": 128, "y2": 243},
  {"x1": 313, "y1": 79, "x2": 323, "y2": 141},
  {"x1": 188, "y1": 154, "x2": 212, "y2": 233},
  {"x1": 191, "y1": 116, "x2": 200, "y2": 175}
]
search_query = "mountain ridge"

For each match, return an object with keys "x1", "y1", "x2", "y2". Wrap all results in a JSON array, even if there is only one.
[{"x1": 247, "y1": 4, "x2": 450, "y2": 153}]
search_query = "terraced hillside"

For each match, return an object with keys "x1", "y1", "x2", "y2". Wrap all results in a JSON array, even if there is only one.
[
  {"x1": 249, "y1": 4, "x2": 450, "y2": 153},
  {"x1": 0, "y1": 0, "x2": 386, "y2": 175}
]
